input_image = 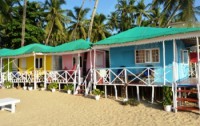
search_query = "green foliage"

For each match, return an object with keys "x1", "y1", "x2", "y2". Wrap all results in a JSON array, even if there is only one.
[
  {"x1": 4, "y1": 81, "x2": 13, "y2": 89},
  {"x1": 162, "y1": 86, "x2": 173, "y2": 106},
  {"x1": 121, "y1": 98, "x2": 140, "y2": 106},
  {"x1": 64, "y1": 84, "x2": 74, "y2": 91},
  {"x1": 48, "y1": 82, "x2": 58, "y2": 90},
  {"x1": 92, "y1": 89, "x2": 104, "y2": 96}
]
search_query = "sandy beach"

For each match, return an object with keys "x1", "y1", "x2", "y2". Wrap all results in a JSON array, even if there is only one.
[{"x1": 0, "y1": 88, "x2": 199, "y2": 126}]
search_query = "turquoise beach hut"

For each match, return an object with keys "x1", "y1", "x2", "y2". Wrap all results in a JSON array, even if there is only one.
[{"x1": 93, "y1": 27, "x2": 200, "y2": 112}]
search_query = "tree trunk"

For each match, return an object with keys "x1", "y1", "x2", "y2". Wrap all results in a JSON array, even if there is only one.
[
  {"x1": 21, "y1": 0, "x2": 27, "y2": 47},
  {"x1": 45, "y1": 19, "x2": 55, "y2": 45},
  {"x1": 88, "y1": 0, "x2": 99, "y2": 41},
  {"x1": 72, "y1": 0, "x2": 86, "y2": 40}
]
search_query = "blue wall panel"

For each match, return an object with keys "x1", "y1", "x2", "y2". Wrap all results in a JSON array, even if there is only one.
[{"x1": 110, "y1": 40, "x2": 189, "y2": 85}]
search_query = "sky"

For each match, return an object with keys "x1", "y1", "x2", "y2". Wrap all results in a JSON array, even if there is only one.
[{"x1": 31, "y1": 0, "x2": 200, "y2": 21}]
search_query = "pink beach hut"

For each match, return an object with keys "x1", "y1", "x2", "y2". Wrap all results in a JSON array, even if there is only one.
[{"x1": 46, "y1": 39, "x2": 106, "y2": 94}]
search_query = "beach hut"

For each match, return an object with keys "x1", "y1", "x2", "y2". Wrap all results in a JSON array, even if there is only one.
[
  {"x1": 45, "y1": 39, "x2": 106, "y2": 94},
  {"x1": 0, "y1": 43, "x2": 55, "y2": 89},
  {"x1": 92, "y1": 27, "x2": 200, "y2": 112}
]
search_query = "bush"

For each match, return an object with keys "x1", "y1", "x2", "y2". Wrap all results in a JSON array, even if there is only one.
[
  {"x1": 4, "y1": 81, "x2": 13, "y2": 89},
  {"x1": 64, "y1": 84, "x2": 74, "y2": 91},
  {"x1": 92, "y1": 89, "x2": 104, "y2": 95},
  {"x1": 48, "y1": 82, "x2": 58, "y2": 90},
  {"x1": 163, "y1": 86, "x2": 173, "y2": 106},
  {"x1": 121, "y1": 98, "x2": 140, "y2": 106}
]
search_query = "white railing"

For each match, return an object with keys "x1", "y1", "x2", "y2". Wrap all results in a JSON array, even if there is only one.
[
  {"x1": 45, "y1": 70, "x2": 77, "y2": 84},
  {"x1": 94, "y1": 66, "x2": 173, "y2": 86}
]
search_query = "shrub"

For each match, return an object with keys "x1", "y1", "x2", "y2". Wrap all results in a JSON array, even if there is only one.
[
  {"x1": 4, "y1": 81, "x2": 13, "y2": 89},
  {"x1": 64, "y1": 84, "x2": 74, "y2": 91},
  {"x1": 163, "y1": 86, "x2": 173, "y2": 106},
  {"x1": 92, "y1": 89, "x2": 104, "y2": 95},
  {"x1": 121, "y1": 98, "x2": 140, "y2": 106},
  {"x1": 48, "y1": 82, "x2": 58, "y2": 90}
]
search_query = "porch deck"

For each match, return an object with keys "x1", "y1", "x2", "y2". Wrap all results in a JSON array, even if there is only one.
[{"x1": 177, "y1": 77, "x2": 198, "y2": 87}]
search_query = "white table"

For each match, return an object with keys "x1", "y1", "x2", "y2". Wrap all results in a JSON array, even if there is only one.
[{"x1": 0, "y1": 98, "x2": 20, "y2": 113}]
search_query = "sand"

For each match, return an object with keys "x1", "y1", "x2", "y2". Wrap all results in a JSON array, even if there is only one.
[{"x1": 0, "y1": 88, "x2": 199, "y2": 126}]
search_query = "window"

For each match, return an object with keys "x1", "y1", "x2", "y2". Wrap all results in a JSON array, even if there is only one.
[
  {"x1": 135, "y1": 48, "x2": 159, "y2": 63},
  {"x1": 36, "y1": 58, "x2": 43, "y2": 69},
  {"x1": 181, "y1": 50, "x2": 188, "y2": 64}
]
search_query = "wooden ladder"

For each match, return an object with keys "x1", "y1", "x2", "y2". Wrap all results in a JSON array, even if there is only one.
[{"x1": 175, "y1": 85, "x2": 200, "y2": 112}]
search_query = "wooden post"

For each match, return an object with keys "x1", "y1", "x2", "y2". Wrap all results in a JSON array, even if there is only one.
[
  {"x1": 114, "y1": 85, "x2": 118, "y2": 99},
  {"x1": 136, "y1": 86, "x2": 140, "y2": 101},
  {"x1": 44, "y1": 55, "x2": 47, "y2": 89},
  {"x1": 0, "y1": 58, "x2": 2, "y2": 83},
  {"x1": 8, "y1": 58, "x2": 10, "y2": 81},
  {"x1": 93, "y1": 49, "x2": 96, "y2": 89},
  {"x1": 196, "y1": 37, "x2": 200, "y2": 110},
  {"x1": 173, "y1": 39, "x2": 177, "y2": 112},
  {"x1": 33, "y1": 53, "x2": 36, "y2": 90},
  {"x1": 196, "y1": 37, "x2": 200, "y2": 83},
  {"x1": 124, "y1": 68, "x2": 128, "y2": 99},
  {"x1": 151, "y1": 86, "x2": 154, "y2": 103},
  {"x1": 163, "y1": 41, "x2": 166, "y2": 85},
  {"x1": 76, "y1": 53, "x2": 81, "y2": 94},
  {"x1": 104, "y1": 85, "x2": 107, "y2": 98}
]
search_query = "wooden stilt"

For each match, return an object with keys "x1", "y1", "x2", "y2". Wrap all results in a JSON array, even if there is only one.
[
  {"x1": 151, "y1": 86, "x2": 154, "y2": 103},
  {"x1": 114, "y1": 85, "x2": 118, "y2": 100},
  {"x1": 136, "y1": 86, "x2": 140, "y2": 101},
  {"x1": 125, "y1": 86, "x2": 128, "y2": 99},
  {"x1": 104, "y1": 85, "x2": 107, "y2": 98}
]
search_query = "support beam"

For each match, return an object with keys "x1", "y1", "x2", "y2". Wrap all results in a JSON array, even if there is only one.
[
  {"x1": 44, "y1": 55, "x2": 47, "y2": 89},
  {"x1": 163, "y1": 41, "x2": 166, "y2": 85},
  {"x1": 136, "y1": 86, "x2": 140, "y2": 101},
  {"x1": 93, "y1": 49, "x2": 96, "y2": 89},
  {"x1": 104, "y1": 85, "x2": 107, "y2": 98},
  {"x1": 151, "y1": 86, "x2": 154, "y2": 103},
  {"x1": 7, "y1": 58, "x2": 10, "y2": 81},
  {"x1": 196, "y1": 37, "x2": 200, "y2": 83},
  {"x1": 0, "y1": 58, "x2": 2, "y2": 83},
  {"x1": 33, "y1": 53, "x2": 36, "y2": 90},
  {"x1": 114, "y1": 85, "x2": 118, "y2": 100}
]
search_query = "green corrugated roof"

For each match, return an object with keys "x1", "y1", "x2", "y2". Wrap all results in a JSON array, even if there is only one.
[
  {"x1": 94, "y1": 27, "x2": 200, "y2": 45},
  {"x1": 0, "y1": 43, "x2": 53, "y2": 57},
  {"x1": 46, "y1": 39, "x2": 91, "y2": 53},
  {"x1": 0, "y1": 48, "x2": 13, "y2": 57}
]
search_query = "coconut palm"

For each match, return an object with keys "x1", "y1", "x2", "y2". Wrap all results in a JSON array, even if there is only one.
[
  {"x1": 70, "y1": 0, "x2": 86, "y2": 41},
  {"x1": 44, "y1": 0, "x2": 67, "y2": 45},
  {"x1": 115, "y1": 0, "x2": 136, "y2": 32},
  {"x1": 88, "y1": 0, "x2": 99, "y2": 41},
  {"x1": 67, "y1": 7, "x2": 90, "y2": 41},
  {"x1": 21, "y1": 0, "x2": 27, "y2": 47},
  {"x1": 152, "y1": 0, "x2": 200, "y2": 27},
  {"x1": 134, "y1": 0, "x2": 152, "y2": 26},
  {"x1": 107, "y1": 12, "x2": 119, "y2": 32},
  {"x1": 90, "y1": 14, "x2": 111, "y2": 42}
]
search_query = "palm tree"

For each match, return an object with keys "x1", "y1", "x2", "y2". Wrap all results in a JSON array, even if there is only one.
[
  {"x1": 44, "y1": 0, "x2": 67, "y2": 45},
  {"x1": 107, "y1": 12, "x2": 119, "y2": 32},
  {"x1": 152, "y1": 0, "x2": 200, "y2": 27},
  {"x1": 134, "y1": 0, "x2": 151, "y2": 26},
  {"x1": 21, "y1": 0, "x2": 27, "y2": 47},
  {"x1": 115, "y1": 0, "x2": 136, "y2": 32},
  {"x1": 71, "y1": 0, "x2": 86, "y2": 41},
  {"x1": 90, "y1": 14, "x2": 111, "y2": 42},
  {"x1": 88, "y1": 0, "x2": 99, "y2": 41},
  {"x1": 67, "y1": 7, "x2": 90, "y2": 41}
]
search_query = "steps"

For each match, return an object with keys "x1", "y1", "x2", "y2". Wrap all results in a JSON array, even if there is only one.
[
  {"x1": 175, "y1": 86, "x2": 200, "y2": 112},
  {"x1": 177, "y1": 98, "x2": 198, "y2": 102},
  {"x1": 177, "y1": 106, "x2": 199, "y2": 111}
]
